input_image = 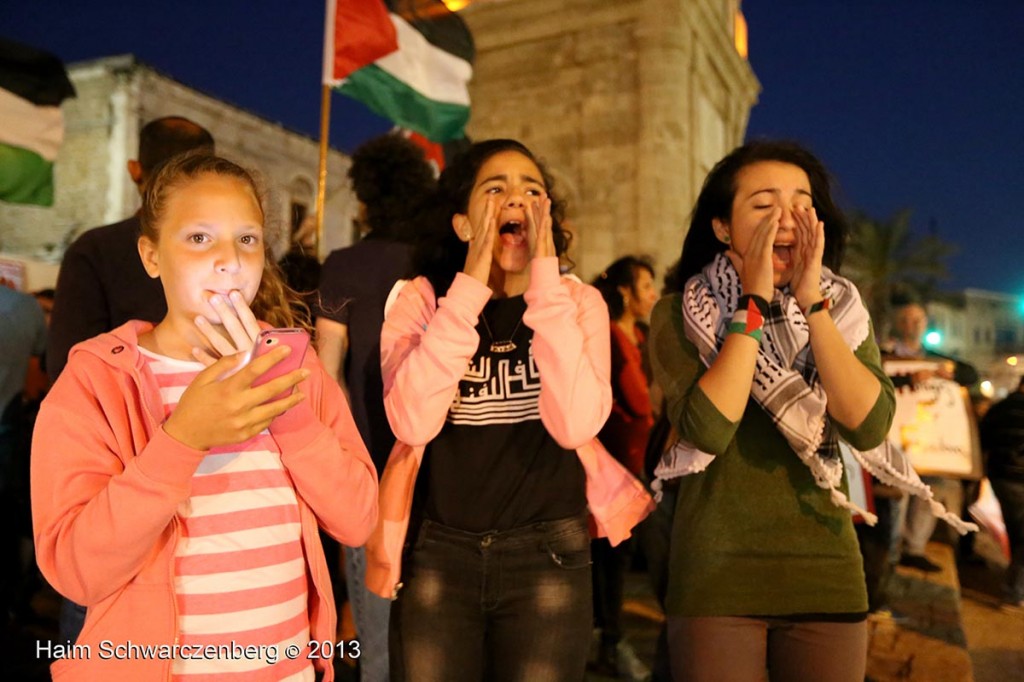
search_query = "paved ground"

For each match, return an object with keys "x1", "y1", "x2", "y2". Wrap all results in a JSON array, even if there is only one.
[
  {"x1": 6, "y1": 531, "x2": 1021, "y2": 681},
  {"x1": 586, "y1": 532, "x2": 1022, "y2": 682}
]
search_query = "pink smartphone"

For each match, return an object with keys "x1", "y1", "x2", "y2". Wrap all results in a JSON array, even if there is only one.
[{"x1": 250, "y1": 328, "x2": 310, "y2": 398}]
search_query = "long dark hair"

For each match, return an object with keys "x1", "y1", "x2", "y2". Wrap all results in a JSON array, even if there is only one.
[
  {"x1": 413, "y1": 139, "x2": 570, "y2": 295},
  {"x1": 591, "y1": 256, "x2": 654, "y2": 321},
  {"x1": 666, "y1": 140, "x2": 848, "y2": 293}
]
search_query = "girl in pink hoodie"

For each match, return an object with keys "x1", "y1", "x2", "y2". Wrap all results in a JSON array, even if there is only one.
[
  {"x1": 31, "y1": 153, "x2": 377, "y2": 681},
  {"x1": 369, "y1": 140, "x2": 652, "y2": 682}
]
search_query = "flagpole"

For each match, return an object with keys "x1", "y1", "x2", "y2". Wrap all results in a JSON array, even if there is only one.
[{"x1": 315, "y1": 83, "x2": 331, "y2": 261}]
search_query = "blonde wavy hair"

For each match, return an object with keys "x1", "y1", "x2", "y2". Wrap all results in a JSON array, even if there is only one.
[{"x1": 140, "y1": 152, "x2": 311, "y2": 332}]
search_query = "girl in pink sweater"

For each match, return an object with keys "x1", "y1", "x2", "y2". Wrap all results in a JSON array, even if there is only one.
[
  {"x1": 370, "y1": 140, "x2": 652, "y2": 682},
  {"x1": 31, "y1": 153, "x2": 377, "y2": 681}
]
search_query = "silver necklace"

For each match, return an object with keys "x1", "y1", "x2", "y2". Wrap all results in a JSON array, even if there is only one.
[{"x1": 480, "y1": 311, "x2": 524, "y2": 353}]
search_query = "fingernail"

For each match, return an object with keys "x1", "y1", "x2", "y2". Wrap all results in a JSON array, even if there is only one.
[{"x1": 210, "y1": 294, "x2": 223, "y2": 305}]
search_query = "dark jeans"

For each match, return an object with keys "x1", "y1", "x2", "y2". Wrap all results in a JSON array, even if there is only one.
[
  {"x1": 634, "y1": 481, "x2": 678, "y2": 682},
  {"x1": 991, "y1": 478, "x2": 1024, "y2": 602},
  {"x1": 591, "y1": 536, "x2": 632, "y2": 646},
  {"x1": 390, "y1": 514, "x2": 592, "y2": 682},
  {"x1": 855, "y1": 494, "x2": 902, "y2": 611}
]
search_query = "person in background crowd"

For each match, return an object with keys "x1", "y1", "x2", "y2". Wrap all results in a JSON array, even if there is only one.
[
  {"x1": 278, "y1": 213, "x2": 322, "y2": 319},
  {"x1": 316, "y1": 133, "x2": 436, "y2": 682},
  {"x1": 588, "y1": 255, "x2": 658, "y2": 679},
  {"x1": 48, "y1": 116, "x2": 214, "y2": 381},
  {"x1": 980, "y1": 376, "x2": 1024, "y2": 608},
  {"x1": 884, "y1": 300, "x2": 979, "y2": 573},
  {"x1": 31, "y1": 153, "x2": 377, "y2": 681},
  {"x1": 365, "y1": 139, "x2": 652, "y2": 682},
  {"x1": 45, "y1": 115, "x2": 216, "y2": 645},
  {"x1": 0, "y1": 285, "x2": 46, "y2": 627},
  {"x1": 650, "y1": 140, "x2": 896, "y2": 681}
]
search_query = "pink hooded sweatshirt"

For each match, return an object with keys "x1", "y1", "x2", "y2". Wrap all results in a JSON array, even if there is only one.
[
  {"x1": 365, "y1": 257, "x2": 654, "y2": 598},
  {"x1": 31, "y1": 321, "x2": 378, "y2": 681}
]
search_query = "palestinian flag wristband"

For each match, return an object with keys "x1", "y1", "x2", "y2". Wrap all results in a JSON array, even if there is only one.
[
  {"x1": 729, "y1": 294, "x2": 769, "y2": 342},
  {"x1": 801, "y1": 296, "x2": 834, "y2": 317}
]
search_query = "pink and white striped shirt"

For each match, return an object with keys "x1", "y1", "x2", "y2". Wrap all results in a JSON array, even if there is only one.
[{"x1": 142, "y1": 349, "x2": 314, "y2": 681}]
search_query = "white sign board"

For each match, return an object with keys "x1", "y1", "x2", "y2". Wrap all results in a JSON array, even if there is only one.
[{"x1": 884, "y1": 360, "x2": 982, "y2": 479}]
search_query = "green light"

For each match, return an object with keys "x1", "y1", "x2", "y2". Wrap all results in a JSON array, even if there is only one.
[{"x1": 924, "y1": 330, "x2": 942, "y2": 348}]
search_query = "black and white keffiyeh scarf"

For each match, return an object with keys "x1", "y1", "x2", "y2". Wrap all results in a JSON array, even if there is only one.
[{"x1": 653, "y1": 253, "x2": 977, "y2": 533}]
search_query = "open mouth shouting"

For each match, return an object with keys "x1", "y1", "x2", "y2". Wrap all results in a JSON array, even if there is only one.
[
  {"x1": 499, "y1": 219, "x2": 526, "y2": 248},
  {"x1": 772, "y1": 242, "x2": 794, "y2": 269}
]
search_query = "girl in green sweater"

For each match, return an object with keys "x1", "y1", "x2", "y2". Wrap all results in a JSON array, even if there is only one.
[{"x1": 649, "y1": 141, "x2": 895, "y2": 681}]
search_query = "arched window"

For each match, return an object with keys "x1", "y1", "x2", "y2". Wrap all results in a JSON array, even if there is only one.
[{"x1": 287, "y1": 176, "x2": 315, "y2": 238}]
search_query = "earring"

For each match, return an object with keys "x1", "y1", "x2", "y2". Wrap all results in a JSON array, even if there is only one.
[{"x1": 723, "y1": 234, "x2": 731, "y2": 244}]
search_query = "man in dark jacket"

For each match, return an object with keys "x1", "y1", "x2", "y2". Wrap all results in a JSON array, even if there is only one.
[
  {"x1": 47, "y1": 116, "x2": 214, "y2": 380},
  {"x1": 981, "y1": 376, "x2": 1024, "y2": 607}
]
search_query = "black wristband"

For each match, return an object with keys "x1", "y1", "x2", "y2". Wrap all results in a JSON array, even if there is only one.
[{"x1": 737, "y1": 294, "x2": 770, "y2": 318}]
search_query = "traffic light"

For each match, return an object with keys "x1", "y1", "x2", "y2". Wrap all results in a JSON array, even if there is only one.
[{"x1": 924, "y1": 330, "x2": 942, "y2": 348}]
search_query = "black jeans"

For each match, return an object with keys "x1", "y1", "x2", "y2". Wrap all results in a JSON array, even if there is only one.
[
  {"x1": 591, "y1": 536, "x2": 632, "y2": 646},
  {"x1": 390, "y1": 514, "x2": 592, "y2": 682},
  {"x1": 991, "y1": 478, "x2": 1024, "y2": 603}
]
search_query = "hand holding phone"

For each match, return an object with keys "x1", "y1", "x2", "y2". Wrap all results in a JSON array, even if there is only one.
[
  {"x1": 165, "y1": 328, "x2": 311, "y2": 451},
  {"x1": 250, "y1": 328, "x2": 310, "y2": 400}
]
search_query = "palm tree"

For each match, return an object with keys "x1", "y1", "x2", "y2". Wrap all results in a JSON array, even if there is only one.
[{"x1": 842, "y1": 209, "x2": 957, "y2": 339}]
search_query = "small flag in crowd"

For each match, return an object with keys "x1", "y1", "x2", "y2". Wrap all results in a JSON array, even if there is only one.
[
  {"x1": 324, "y1": 0, "x2": 474, "y2": 142},
  {"x1": 0, "y1": 38, "x2": 76, "y2": 207}
]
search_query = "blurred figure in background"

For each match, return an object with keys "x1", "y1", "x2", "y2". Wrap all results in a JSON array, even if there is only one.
[
  {"x1": 883, "y1": 300, "x2": 978, "y2": 573},
  {"x1": 278, "y1": 213, "x2": 322, "y2": 320},
  {"x1": 589, "y1": 255, "x2": 658, "y2": 679},
  {"x1": 0, "y1": 285, "x2": 46, "y2": 627},
  {"x1": 980, "y1": 376, "x2": 1024, "y2": 608},
  {"x1": 48, "y1": 116, "x2": 214, "y2": 381},
  {"x1": 316, "y1": 133, "x2": 436, "y2": 682}
]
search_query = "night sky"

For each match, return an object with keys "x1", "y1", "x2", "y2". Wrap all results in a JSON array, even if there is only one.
[{"x1": 3, "y1": 1, "x2": 1021, "y2": 294}]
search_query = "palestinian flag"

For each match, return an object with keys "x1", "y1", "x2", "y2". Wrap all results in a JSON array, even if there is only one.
[
  {"x1": 0, "y1": 39, "x2": 76, "y2": 206},
  {"x1": 324, "y1": 0, "x2": 474, "y2": 142}
]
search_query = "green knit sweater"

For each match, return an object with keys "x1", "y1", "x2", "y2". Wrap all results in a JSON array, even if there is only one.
[{"x1": 649, "y1": 294, "x2": 895, "y2": 617}]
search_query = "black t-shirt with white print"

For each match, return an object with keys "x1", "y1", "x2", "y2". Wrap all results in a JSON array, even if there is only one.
[{"x1": 421, "y1": 294, "x2": 587, "y2": 532}]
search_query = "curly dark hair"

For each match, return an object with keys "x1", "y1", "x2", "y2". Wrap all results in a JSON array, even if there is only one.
[
  {"x1": 666, "y1": 139, "x2": 848, "y2": 293},
  {"x1": 348, "y1": 134, "x2": 437, "y2": 243},
  {"x1": 413, "y1": 139, "x2": 571, "y2": 296}
]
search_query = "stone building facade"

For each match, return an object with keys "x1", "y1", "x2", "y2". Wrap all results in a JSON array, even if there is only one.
[
  {"x1": 0, "y1": 55, "x2": 354, "y2": 288},
  {"x1": 461, "y1": 0, "x2": 759, "y2": 278}
]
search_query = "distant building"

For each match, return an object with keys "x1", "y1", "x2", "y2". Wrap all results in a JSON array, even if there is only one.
[
  {"x1": 461, "y1": 0, "x2": 760, "y2": 278},
  {"x1": 928, "y1": 289, "x2": 1024, "y2": 396},
  {"x1": 0, "y1": 55, "x2": 356, "y2": 288}
]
